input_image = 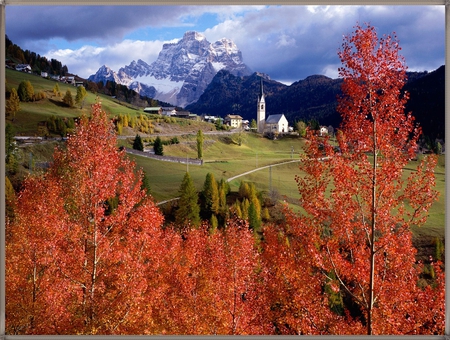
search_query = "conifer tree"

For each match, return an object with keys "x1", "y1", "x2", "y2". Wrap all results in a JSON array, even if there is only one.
[
  {"x1": 175, "y1": 172, "x2": 201, "y2": 228},
  {"x1": 133, "y1": 134, "x2": 144, "y2": 151},
  {"x1": 202, "y1": 172, "x2": 219, "y2": 216},
  {"x1": 154, "y1": 136, "x2": 164, "y2": 156},
  {"x1": 53, "y1": 82, "x2": 60, "y2": 96}
]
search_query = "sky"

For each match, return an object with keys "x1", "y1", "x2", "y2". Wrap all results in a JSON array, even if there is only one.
[{"x1": 5, "y1": 5, "x2": 445, "y2": 85}]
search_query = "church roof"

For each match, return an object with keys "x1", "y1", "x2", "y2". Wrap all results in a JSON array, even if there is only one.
[{"x1": 266, "y1": 114, "x2": 285, "y2": 124}]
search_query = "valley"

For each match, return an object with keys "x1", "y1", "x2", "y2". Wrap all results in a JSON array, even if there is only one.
[{"x1": 5, "y1": 67, "x2": 445, "y2": 264}]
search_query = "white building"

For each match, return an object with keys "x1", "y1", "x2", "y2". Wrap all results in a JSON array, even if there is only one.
[
  {"x1": 265, "y1": 114, "x2": 289, "y2": 134},
  {"x1": 256, "y1": 77, "x2": 289, "y2": 135},
  {"x1": 224, "y1": 114, "x2": 243, "y2": 128}
]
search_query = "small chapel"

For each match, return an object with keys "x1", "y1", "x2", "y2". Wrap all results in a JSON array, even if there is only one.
[{"x1": 257, "y1": 77, "x2": 289, "y2": 135}]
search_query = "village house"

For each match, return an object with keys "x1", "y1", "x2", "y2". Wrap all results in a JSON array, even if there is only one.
[
  {"x1": 162, "y1": 107, "x2": 177, "y2": 116},
  {"x1": 15, "y1": 64, "x2": 32, "y2": 73},
  {"x1": 319, "y1": 126, "x2": 329, "y2": 136},
  {"x1": 224, "y1": 114, "x2": 243, "y2": 128},
  {"x1": 176, "y1": 110, "x2": 199, "y2": 120},
  {"x1": 144, "y1": 107, "x2": 163, "y2": 115}
]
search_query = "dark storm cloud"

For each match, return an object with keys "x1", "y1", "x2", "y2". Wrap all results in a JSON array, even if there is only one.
[{"x1": 6, "y1": 6, "x2": 190, "y2": 45}]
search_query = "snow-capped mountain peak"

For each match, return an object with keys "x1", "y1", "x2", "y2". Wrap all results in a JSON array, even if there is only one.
[{"x1": 88, "y1": 31, "x2": 252, "y2": 107}]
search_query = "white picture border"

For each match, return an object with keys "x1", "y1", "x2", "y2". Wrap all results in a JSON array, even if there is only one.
[{"x1": 0, "y1": 1, "x2": 447, "y2": 339}]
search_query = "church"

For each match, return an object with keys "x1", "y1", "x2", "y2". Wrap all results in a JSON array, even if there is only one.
[{"x1": 257, "y1": 77, "x2": 289, "y2": 135}]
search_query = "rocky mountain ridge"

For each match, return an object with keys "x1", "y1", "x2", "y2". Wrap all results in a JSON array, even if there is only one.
[{"x1": 88, "y1": 31, "x2": 252, "y2": 107}]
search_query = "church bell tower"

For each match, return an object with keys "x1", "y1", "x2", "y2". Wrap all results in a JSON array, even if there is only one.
[{"x1": 257, "y1": 77, "x2": 265, "y2": 133}]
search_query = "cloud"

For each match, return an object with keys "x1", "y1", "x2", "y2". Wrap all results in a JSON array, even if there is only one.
[
  {"x1": 203, "y1": 5, "x2": 444, "y2": 83},
  {"x1": 6, "y1": 5, "x2": 444, "y2": 84},
  {"x1": 45, "y1": 39, "x2": 170, "y2": 78}
]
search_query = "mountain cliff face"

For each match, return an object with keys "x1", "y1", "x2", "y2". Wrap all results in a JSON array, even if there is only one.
[{"x1": 88, "y1": 31, "x2": 252, "y2": 107}]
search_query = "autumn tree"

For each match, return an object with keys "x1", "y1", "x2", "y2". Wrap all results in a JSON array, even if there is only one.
[
  {"x1": 53, "y1": 82, "x2": 60, "y2": 96},
  {"x1": 6, "y1": 103, "x2": 165, "y2": 334},
  {"x1": 153, "y1": 222, "x2": 268, "y2": 334},
  {"x1": 291, "y1": 23, "x2": 442, "y2": 334},
  {"x1": 175, "y1": 172, "x2": 201, "y2": 228},
  {"x1": 6, "y1": 87, "x2": 20, "y2": 119},
  {"x1": 261, "y1": 222, "x2": 344, "y2": 334},
  {"x1": 17, "y1": 80, "x2": 34, "y2": 102},
  {"x1": 197, "y1": 129, "x2": 204, "y2": 159},
  {"x1": 296, "y1": 120, "x2": 307, "y2": 138},
  {"x1": 63, "y1": 89, "x2": 74, "y2": 107},
  {"x1": 75, "y1": 85, "x2": 87, "y2": 108}
]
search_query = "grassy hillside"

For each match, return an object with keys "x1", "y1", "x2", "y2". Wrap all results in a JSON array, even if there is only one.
[
  {"x1": 127, "y1": 133, "x2": 308, "y2": 202},
  {"x1": 6, "y1": 68, "x2": 143, "y2": 135}
]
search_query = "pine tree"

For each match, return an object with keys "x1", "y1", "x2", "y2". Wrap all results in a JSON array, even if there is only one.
[
  {"x1": 53, "y1": 82, "x2": 60, "y2": 96},
  {"x1": 202, "y1": 172, "x2": 219, "y2": 215},
  {"x1": 175, "y1": 172, "x2": 200, "y2": 228},
  {"x1": 133, "y1": 134, "x2": 144, "y2": 151},
  {"x1": 154, "y1": 136, "x2": 164, "y2": 156}
]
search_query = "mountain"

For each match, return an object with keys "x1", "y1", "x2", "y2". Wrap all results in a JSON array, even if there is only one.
[
  {"x1": 404, "y1": 65, "x2": 445, "y2": 140},
  {"x1": 186, "y1": 71, "x2": 342, "y2": 125},
  {"x1": 185, "y1": 71, "x2": 288, "y2": 118},
  {"x1": 88, "y1": 31, "x2": 252, "y2": 108},
  {"x1": 187, "y1": 66, "x2": 444, "y2": 140}
]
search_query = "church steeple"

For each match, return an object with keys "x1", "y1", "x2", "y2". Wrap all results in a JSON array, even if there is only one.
[
  {"x1": 257, "y1": 76, "x2": 266, "y2": 134},
  {"x1": 259, "y1": 76, "x2": 264, "y2": 100}
]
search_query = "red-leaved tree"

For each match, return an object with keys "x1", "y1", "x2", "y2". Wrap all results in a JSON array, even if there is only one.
[
  {"x1": 288, "y1": 23, "x2": 443, "y2": 335},
  {"x1": 6, "y1": 103, "x2": 165, "y2": 334},
  {"x1": 151, "y1": 220, "x2": 268, "y2": 334}
]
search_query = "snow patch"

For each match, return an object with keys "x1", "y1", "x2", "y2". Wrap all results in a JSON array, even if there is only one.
[
  {"x1": 211, "y1": 62, "x2": 226, "y2": 72},
  {"x1": 135, "y1": 74, "x2": 182, "y2": 95}
]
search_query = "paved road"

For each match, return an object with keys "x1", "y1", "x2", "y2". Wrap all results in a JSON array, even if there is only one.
[
  {"x1": 156, "y1": 159, "x2": 301, "y2": 206},
  {"x1": 117, "y1": 129, "x2": 240, "y2": 139}
]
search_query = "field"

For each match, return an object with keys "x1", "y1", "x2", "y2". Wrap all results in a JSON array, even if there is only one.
[
  {"x1": 6, "y1": 68, "x2": 445, "y2": 258},
  {"x1": 128, "y1": 136, "x2": 445, "y2": 225}
]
